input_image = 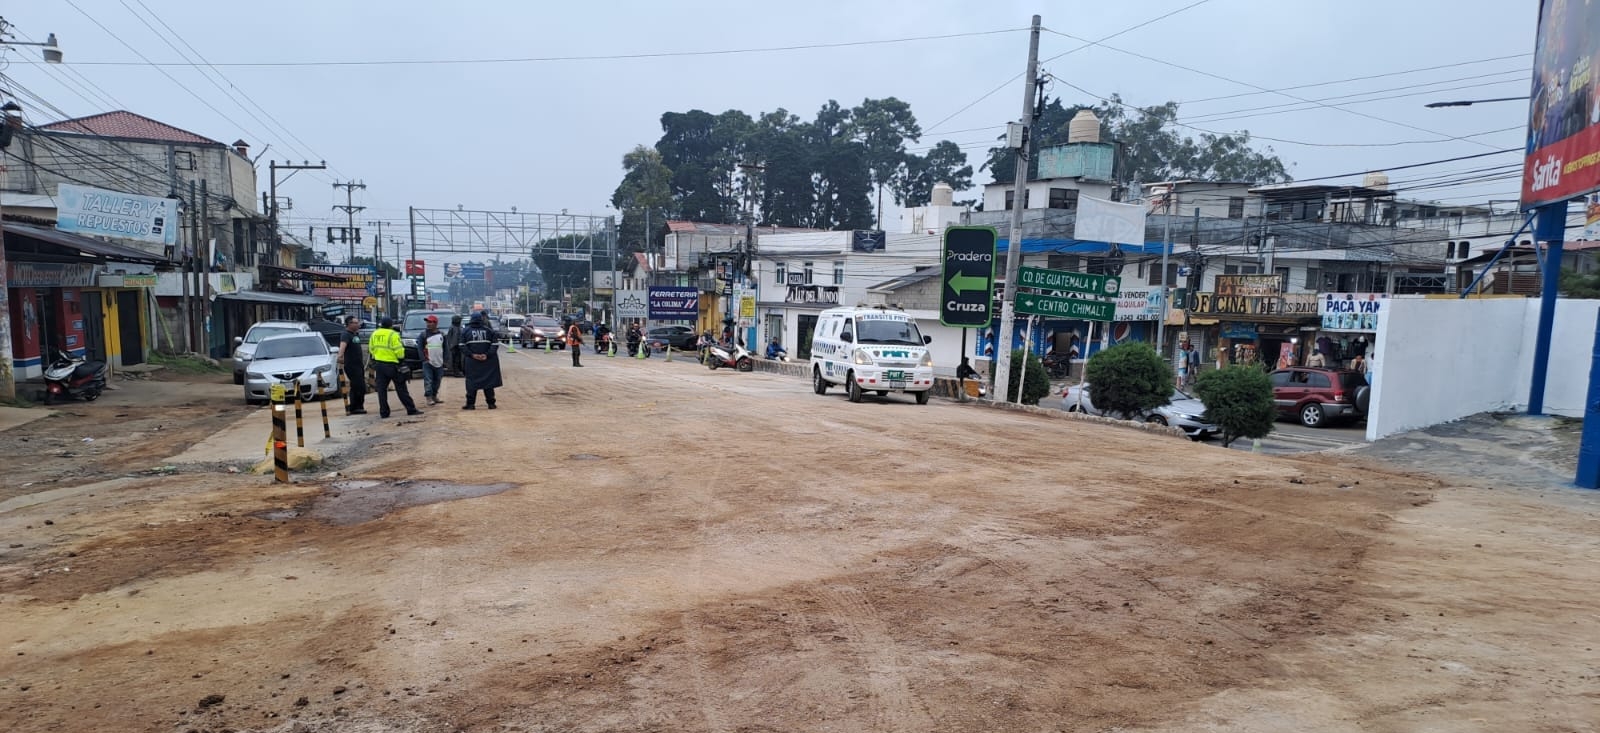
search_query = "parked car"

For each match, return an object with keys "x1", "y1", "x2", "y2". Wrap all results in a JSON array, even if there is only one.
[
  {"x1": 242, "y1": 333, "x2": 342, "y2": 405},
  {"x1": 519, "y1": 314, "x2": 567, "y2": 349},
  {"x1": 400, "y1": 309, "x2": 459, "y2": 371},
  {"x1": 645, "y1": 325, "x2": 699, "y2": 352},
  {"x1": 1059, "y1": 383, "x2": 1220, "y2": 440},
  {"x1": 1269, "y1": 367, "x2": 1370, "y2": 427},
  {"x1": 232, "y1": 320, "x2": 312, "y2": 385}
]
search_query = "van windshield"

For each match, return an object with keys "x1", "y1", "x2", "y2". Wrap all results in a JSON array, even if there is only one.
[{"x1": 856, "y1": 318, "x2": 923, "y2": 345}]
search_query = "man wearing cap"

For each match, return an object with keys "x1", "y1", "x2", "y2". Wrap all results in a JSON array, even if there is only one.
[
  {"x1": 419, "y1": 315, "x2": 447, "y2": 406},
  {"x1": 370, "y1": 316, "x2": 423, "y2": 418},
  {"x1": 460, "y1": 311, "x2": 503, "y2": 410}
]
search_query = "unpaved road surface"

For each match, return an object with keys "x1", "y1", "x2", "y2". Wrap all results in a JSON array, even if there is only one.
[{"x1": 2, "y1": 350, "x2": 1597, "y2": 732}]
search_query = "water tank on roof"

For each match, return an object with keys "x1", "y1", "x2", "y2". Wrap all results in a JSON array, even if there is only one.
[
  {"x1": 1363, "y1": 172, "x2": 1390, "y2": 190},
  {"x1": 931, "y1": 182, "x2": 954, "y2": 206},
  {"x1": 1067, "y1": 110, "x2": 1101, "y2": 144}
]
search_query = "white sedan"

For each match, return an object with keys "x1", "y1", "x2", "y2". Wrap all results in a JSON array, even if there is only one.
[
  {"x1": 1059, "y1": 383, "x2": 1219, "y2": 440},
  {"x1": 243, "y1": 333, "x2": 342, "y2": 405}
]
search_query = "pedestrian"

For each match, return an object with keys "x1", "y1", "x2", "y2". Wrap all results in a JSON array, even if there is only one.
[
  {"x1": 460, "y1": 311, "x2": 503, "y2": 409},
  {"x1": 1308, "y1": 348, "x2": 1327, "y2": 368},
  {"x1": 336, "y1": 316, "x2": 367, "y2": 415},
  {"x1": 1350, "y1": 352, "x2": 1366, "y2": 373},
  {"x1": 566, "y1": 318, "x2": 584, "y2": 367},
  {"x1": 1178, "y1": 341, "x2": 1200, "y2": 387},
  {"x1": 444, "y1": 314, "x2": 464, "y2": 377},
  {"x1": 420, "y1": 315, "x2": 446, "y2": 406},
  {"x1": 369, "y1": 316, "x2": 423, "y2": 419}
]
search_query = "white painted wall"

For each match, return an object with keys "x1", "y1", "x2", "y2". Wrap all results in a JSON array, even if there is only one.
[{"x1": 1366, "y1": 296, "x2": 1600, "y2": 440}]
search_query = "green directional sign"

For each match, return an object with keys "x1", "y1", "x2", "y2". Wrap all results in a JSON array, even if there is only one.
[
  {"x1": 940, "y1": 226, "x2": 998, "y2": 327},
  {"x1": 1017, "y1": 266, "x2": 1120, "y2": 298},
  {"x1": 1015, "y1": 291, "x2": 1115, "y2": 321}
]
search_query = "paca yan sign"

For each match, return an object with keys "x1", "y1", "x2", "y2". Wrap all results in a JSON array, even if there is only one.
[{"x1": 1318, "y1": 293, "x2": 1387, "y2": 332}]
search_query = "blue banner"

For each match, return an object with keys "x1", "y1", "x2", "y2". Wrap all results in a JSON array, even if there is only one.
[
  {"x1": 459, "y1": 264, "x2": 485, "y2": 281},
  {"x1": 648, "y1": 286, "x2": 699, "y2": 321},
  {"x1": 55, "y1": 183, "x2": 179, "y2": 246}
]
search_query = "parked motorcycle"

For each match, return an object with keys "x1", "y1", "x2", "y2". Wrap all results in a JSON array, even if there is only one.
[
  {"x1": 1041, "y1": 352, "x2": 1071, "y2": 379},
  {"x1": 43, "y1": 350, "x2": 108, "y2": 403},
  {"x1": 705, "y1": 341, "x2": 754, "y2": 372}
]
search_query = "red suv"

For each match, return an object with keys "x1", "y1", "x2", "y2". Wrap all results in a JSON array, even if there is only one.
[{"x1": 1269, "y1": 367, "x2": 1370, "y2": 427}]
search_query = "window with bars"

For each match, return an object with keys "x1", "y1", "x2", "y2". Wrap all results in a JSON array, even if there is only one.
[
  {"x1": 775, "y1": 262, "x2": 786, "y2": 284},
  {"x1": 803, "y1": 261, "x2": 814, "y2": 284},
  {"x1": 832, "y1": 262, "x2": 844, "y2": 285}
]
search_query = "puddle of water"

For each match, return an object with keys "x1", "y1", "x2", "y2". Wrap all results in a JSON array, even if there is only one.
[{"x1": 253, "y1": 479, "x2": 516, "y2": 526}]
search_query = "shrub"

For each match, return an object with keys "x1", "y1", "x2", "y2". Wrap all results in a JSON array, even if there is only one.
[
  {"x1": 1193, "y1": 365, "x2": 1276, "y2": 448},
  {"x1": 988, "y1": 349, "x2": 1052, "y2": 405},
  {"x1": 1083, "y1": 341, "x2": 1173, "y2": 419}
]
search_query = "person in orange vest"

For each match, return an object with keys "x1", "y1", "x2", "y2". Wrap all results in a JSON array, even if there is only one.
[{"x1": 565, "y1": 318, "x2": 584, "y2": 367}]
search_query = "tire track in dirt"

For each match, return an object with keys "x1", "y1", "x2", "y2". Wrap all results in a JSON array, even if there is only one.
[{"x1": 804, "y1": 583, "x2": 936, "y2": 731}]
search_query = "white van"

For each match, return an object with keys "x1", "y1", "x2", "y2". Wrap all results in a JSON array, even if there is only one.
[{"x1": 809, "y1": 305, "x2": 935, "y2": 404}]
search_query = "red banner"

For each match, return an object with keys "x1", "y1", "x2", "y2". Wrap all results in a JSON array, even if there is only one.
[{"x1": 404, "y1": 259, "x2": 425, "y2": 276}]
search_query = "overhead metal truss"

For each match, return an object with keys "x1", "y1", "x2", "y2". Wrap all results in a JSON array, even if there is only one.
[{"x1": 406, "y1": 207, "x2": 616, "y2": 260}]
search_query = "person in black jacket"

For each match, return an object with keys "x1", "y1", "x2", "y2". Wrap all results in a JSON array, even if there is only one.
[
  {"x1": 460, "y1": 312, "x2": 502, "y2": 410},
  {"x1": 444, "y1": 314, "x2": 465, "y2": 377}
]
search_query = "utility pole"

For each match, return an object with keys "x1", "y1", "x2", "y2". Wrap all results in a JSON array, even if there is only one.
[
  {"x1": 268, "y1": 161, "x2": 326, "y2": 257},
  {"x1": 1156, "y1": 189, "x2": 1174, "y2": 358},
  {"x1": 992, "y1": 14, "x2": 1042, "y2": 404},
  {"x1": 369, "y1": 219, "x2": 384, "y2": 317},
  {"x1": 332, "y1": 180, "x2": 366, "y2": 261}
]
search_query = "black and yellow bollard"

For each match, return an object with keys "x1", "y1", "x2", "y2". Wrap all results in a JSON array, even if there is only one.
[
  {"x1": 293, "y1": 386, "x2": 305, "y2": 448},
  {"x1": 316, "y1": 374, "x2": 331, "y2": 438},
  {"x1": 270, "y1": 383, "x2": 289, "y2": 483}
]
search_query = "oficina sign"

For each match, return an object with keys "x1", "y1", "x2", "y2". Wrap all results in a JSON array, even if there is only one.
[
  {"x1": 1319, "y1": 292, "x2": 1387, "y2": 332},
  {"x1": 55, "y1": 184, "x2": 179, "y2": 246}
]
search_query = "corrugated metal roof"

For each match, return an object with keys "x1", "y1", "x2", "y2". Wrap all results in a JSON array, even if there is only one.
[
  {"x1": 40, "y1": 110, "x2": 222, "y2": 146},
  {"x1": 1, "y1": 221, "x2": 169, "y2": 265}
]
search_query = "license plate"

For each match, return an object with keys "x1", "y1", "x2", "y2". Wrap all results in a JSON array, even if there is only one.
[
  {"x1": 885, "y1": 370, "x2": 906, "y2": 381},
  {"x1": 887, "y1": 380, "x2": 907, "y2": 390}
]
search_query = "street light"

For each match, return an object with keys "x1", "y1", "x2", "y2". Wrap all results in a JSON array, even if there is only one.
[
  {"x1": 0, "y1": 18, "x2": 64, "y2": 63},
  {"x1": 1424, "y1": 96, "x2": 1529, "y2": 108}
]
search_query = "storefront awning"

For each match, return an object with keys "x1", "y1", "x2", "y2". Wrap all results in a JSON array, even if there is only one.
[
  {"x1": 2, "y1": 221, "x2": 170, "y2": 266},
  {"x1": 216, "y1": 290, "x2": 328, "y2": 306}
]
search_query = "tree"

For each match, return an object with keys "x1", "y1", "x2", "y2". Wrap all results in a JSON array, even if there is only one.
[
  {"x1": 982, "y1": 95, "x2": 1291, "y2": 186},
  {"x1": 988, "y1": 349, "x2": 1051, "y2": 405},
  {"x1": 847, "y1": 97, "x2": 922, "y2": 227},
  {"x1": 809, "y1": 100, "x2": 875, "y2": 231},
  {"x1": 895, "y1": 140, "x2": 974, "y2": 207},
  {"x1": 656, "y1": 110, "x2": 751, "y2": 223},
  {"x1": 745, "y1": 109, "x2": 817, "y2": 228},
  {"x1": 1083, "y1": 342, "x2": 1173, "y2": 419},
  {"x1": 1559, "y1": 266, "x2": 1600, "y2": 298},
  {"x1": 1192, "y1": 365, "x2": 1276, "y2": 448},
  {"x1": 611, "y1": 145, "x2": 674, "y2": 254}
]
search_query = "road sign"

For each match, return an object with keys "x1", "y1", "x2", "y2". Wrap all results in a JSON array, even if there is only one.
[
  {"x1": 940, "y1": 226, "x2": 997, "y2": 327},
  {"x1": 1017, "y1": 266, "x2": 1121, "y2": 298},
  {"x1": 1015, "y1": 291, "x2": 1115, "y2": 321},
  {"x1": 558, "y1": 252, "x2": 588, "y2": 261},
  {"x1": 362, "y1": 296, "x2": 377, "y2": 309}
]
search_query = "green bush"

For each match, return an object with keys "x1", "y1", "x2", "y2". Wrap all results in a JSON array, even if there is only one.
[
  {"x1": 1082, "y1": 341, "x2": 1172, "y2": 419},
  {"x1": 988, "y1": 349, "x2": 1051, "y2": 405},
  {"x1": 1193, "y1": 365, "x2": 1276, "y2": 448}
]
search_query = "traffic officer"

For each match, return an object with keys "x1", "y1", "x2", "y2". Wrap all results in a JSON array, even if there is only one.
[
  {"x1": 369, "y1": 317, "x2": 423, "y2": 419},
  {"x1": 565, "y1": 317, "x2": 584, "y2": 367},
  {"x1": 335, "y1": 316, "x2": 367, "y2": 415}
]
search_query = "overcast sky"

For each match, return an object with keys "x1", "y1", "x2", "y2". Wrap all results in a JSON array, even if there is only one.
[{"x1": 4, "y1": 0, "x2": 1537, "y2": 265}]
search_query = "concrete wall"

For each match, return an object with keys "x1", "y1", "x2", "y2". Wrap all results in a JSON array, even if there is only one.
[{"x1": 1366, "y1": 296, "x2": 1600, "y2": 440}]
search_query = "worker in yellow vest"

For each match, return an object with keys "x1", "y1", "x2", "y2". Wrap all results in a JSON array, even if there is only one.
[{"x1": 370, "y1": 317, "x2": 423, "y2": 419}]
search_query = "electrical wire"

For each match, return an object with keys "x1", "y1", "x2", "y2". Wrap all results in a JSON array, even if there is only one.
[
  {"x1": 1043, "y1": 28, "x2": 1506, "y2": 150},
  {"x1": 67, "y1": 27, "x2": 1028, "y2": 68},
  {"x1": 1178, "y1": 53, "x2": 1533, "y2": 106}
]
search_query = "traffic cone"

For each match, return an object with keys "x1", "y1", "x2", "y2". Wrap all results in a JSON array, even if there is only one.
[
  {"x1": 544, "y1": 339, "x2": 551, "y2": 354},
  {"x1": 665, "y1": 346, "x2": 674, "y2": 362},
  {"x1": 635, "y1": 343, "x2": 647, "y2": 359},
  {"x1": 608, "y1": 341, "x2": 617, "y2": 358},
  {"x1": 506, "y1": 340, "x2": 517, "y2": 354}
]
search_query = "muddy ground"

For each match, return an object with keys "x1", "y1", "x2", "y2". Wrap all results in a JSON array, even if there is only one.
[{"x1": 1, "y1": 352, "x2": 1597, "y2": 732}]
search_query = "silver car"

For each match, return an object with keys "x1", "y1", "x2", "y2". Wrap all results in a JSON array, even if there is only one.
[
  {"x1": 243, "y1": 333, "x2": 342, "y2": 405},
  {"x1": 1059, "y1": 383, "x2": 1220, "y2": 440},
  {"x1": 233, "y1": 320, "x2": 311, "y2": 385}
]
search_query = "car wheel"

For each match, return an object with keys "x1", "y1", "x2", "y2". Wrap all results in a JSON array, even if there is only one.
[
  {"x1": 813, "y1": 367, "x2": 828, "y2": 395},
  {"x1": 1299, "y1": 402, "x2": 1325, "y2": 428},
  {"x1": 915, "y1": 390, "x2": 931, "y2": 405},
  {"x1": 1066, "y1": 404, "x2": 1078, "y2": 412},
  {"x1": 1146, "y1": 414, "x2": 1168, "y2": 426},
  {"x1": 83, "y1": 388, "x2": 101, "y2": 402},
  {"x1": 846, "y1": 372, "x2": 864, "y2": 403}
]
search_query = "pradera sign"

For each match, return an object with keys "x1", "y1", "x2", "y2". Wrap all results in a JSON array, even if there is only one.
[{"x1": 940, "y1": 227, "x2": 997, "y2": 327}]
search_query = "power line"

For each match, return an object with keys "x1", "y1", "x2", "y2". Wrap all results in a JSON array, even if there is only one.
[
  {"x1": 1183, "y1": 71, "x2": 1528, "y2": 125},
  {"x1": 1178, "y1": 53, "x2": 1533, "y2": 106},
  {"x1": 1042, "y1": 28, "x2": 1506, "y2": 150},
  {"x1": 67, "y1": 27, "x2": 1027, "y2": 67},
  {"x1": 924, "y1": 3, "x2": 1214, "y2": 135}
]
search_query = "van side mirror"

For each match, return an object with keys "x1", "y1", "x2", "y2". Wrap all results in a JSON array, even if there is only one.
[
  {"x1": 923, "y1": 335, "x2": 932, "y2": 344},
  {"x1": 233, "y1": 336, "x2": 243, "y2": 345},
  {"x1": 840, "y1": 333, "x2": 853, "y2": 343}
]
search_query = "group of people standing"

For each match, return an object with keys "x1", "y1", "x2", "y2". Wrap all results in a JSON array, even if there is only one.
[{"x1": 335, "y1": 311, "x2": 504, "y2": 417}]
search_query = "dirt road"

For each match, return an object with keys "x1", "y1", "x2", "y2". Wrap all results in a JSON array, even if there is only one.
[{"x1": 2, "y1": 350, "x2": 1597, "y2": 732}]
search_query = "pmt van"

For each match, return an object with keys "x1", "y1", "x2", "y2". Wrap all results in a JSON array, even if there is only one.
[{"x1": 809, "y1": 305, "x2": 935, "y2": 404}]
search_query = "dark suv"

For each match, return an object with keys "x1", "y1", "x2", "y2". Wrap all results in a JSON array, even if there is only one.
[
  {"x1": 400, "y1": 309, "x2": 459, "y2": 370},
  {"x1": 1269, "y1": 367, "x2": 1370, "y2": 427}
]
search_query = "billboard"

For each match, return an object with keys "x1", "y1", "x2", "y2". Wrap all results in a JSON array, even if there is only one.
[
  {"x1": 1074, "y1": 194, "x2": 1147, "y2": 247},
  {"x1": 648, "y1": 286, "x2": 699, "y2": 321},
  {"x1": 55, "y1": 184, "x2": 179, "y2": 246},
  {"x1": 1522, "y1": 0, "x2": 1600, "y2": 209},
  {"x1": 308, "y1": 264, "x2": 379, "y2": 303}
]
